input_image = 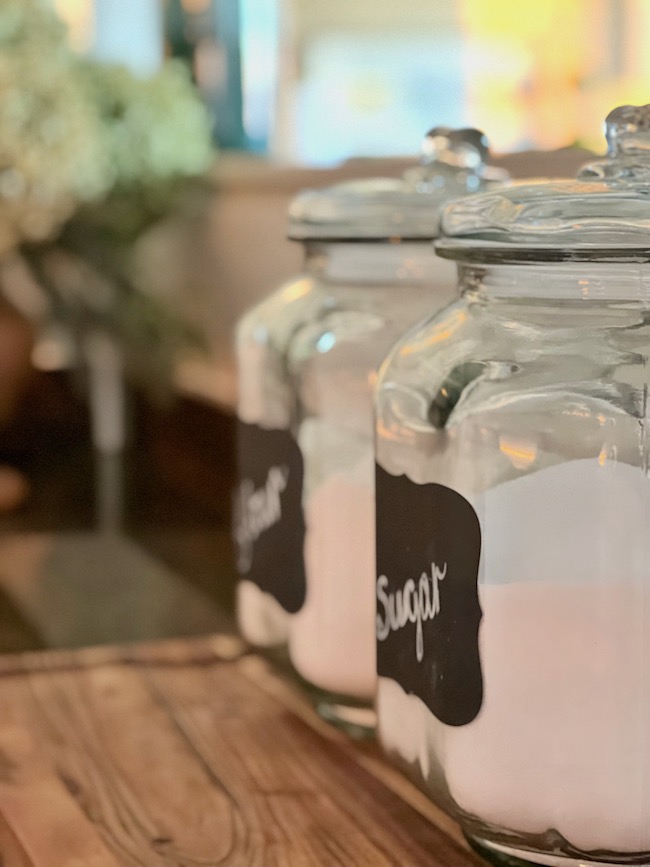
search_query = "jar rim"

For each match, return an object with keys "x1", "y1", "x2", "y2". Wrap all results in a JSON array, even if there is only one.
[{"x1": 434, "y1": 237, "x2": 650, "y2": 265}]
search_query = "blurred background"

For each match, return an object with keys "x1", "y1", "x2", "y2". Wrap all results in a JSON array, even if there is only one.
[
  {"x1": 44, "y1": 0, "x2": 650, "y2": 386},
  {"x1": 0, "y1": 0, "x2": 643, "y2": 651},
  {"x1": 59, "y1": 0, "x2": 650, "y2": 159}
]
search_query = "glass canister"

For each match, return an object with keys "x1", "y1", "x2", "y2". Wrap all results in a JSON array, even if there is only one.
[
  {"x1": 284, "y1": 130, "x2": 507, "y2": 731},
  {"x1": 235, "y1": 128, "x2": 478, "y2": 650},
  {"x1": 234, "y1": 236, "x2": 319, "y2": 652},
  {"x1": 375, "y1": 104, "x2": 650, "y2": 866},
  {"x1": 234, "y1": 127, "x2": 505, "y2": 656}
]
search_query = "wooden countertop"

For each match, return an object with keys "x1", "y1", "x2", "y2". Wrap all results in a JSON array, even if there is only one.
[{"x1": 0, "y1": 635, "x2": 482, "y2": 866}]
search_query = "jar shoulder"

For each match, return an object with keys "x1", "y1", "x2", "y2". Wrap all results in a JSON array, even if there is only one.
[
  {"x1": 236, "y1": 276, "x2": 326, "y2": 350},
  {"x1": 376, "y1": 298, "x2": 650, "y2": 471},
  {"x1": 286, "y1": 285, "x2": 436, "y2": 372},
  {"x1": 378, "y1": 297, "x2": 650, "y2": 397}
]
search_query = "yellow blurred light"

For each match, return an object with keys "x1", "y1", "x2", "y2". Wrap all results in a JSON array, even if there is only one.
[
  {"x1": 283, "y1": 278, "x2": 312, "y2": 302},
  {"x1": 181, "y1": 0, "x2": 211, "y2": 13},
  {"x1": 458, "y1": 0, "x2": 608, "y2": 151},
  {"x1": 54, "y1": 0, "x2": 93, "y2": 52},
  {"x1": 348, "y1": 79, "x2": 391, "y2": 113},
  {"x1": 461, "y1": 0, "x2": 571, "y2": 38},
  {"x1": 499, "y1": 436, "x2": 537, "y2": 469}
]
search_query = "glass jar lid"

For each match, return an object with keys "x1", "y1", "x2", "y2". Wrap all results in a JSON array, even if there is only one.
[
  {"x1": 437, "y1": 104, "x2": 650, "y2": 263},
  {"x1": 287, "y1": 127, "x2": 508, "y2": 242}
]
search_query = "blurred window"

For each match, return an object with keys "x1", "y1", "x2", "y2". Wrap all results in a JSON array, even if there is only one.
[{"x1": 58, "y1": 0, "x2": 650, "y2": 161}]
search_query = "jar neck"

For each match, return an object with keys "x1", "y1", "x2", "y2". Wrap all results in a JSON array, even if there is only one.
[
  {"x1": 304, "y1": 240, "x2": 448, "y2": 285},
  {"x1": 461, "y1": 261, "x2": 650, "y2": 304}
]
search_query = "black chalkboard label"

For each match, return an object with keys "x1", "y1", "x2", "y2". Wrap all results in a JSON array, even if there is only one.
[
  {"x1": 234, "y1": 421, "x2": 306, "y2": 613},
  {"x1": 376, "y1": 464, "x2": 483, "y2": 726}
]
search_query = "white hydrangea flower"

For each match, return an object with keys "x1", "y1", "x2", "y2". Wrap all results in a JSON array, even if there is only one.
[
  {"x1": 80, "y1": 59, "x2": 214, "y2": 190},
  {"x1": 4, "y1": 0, "x2": 216, "y2": 387},
  {"x1": 0, "y1": 0, "x2": 112, "y2": 249}
]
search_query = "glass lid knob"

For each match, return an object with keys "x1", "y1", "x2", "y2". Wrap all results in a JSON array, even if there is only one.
[
  {"x1": 605, "y1": 104, "x2": 650, "y2": 157},
  {"x1": 421, "y1": 126, "x2": 489, "y2": 172},
  {"x1": 579, "y1": 103, "x2": 650, "y2": 180}
]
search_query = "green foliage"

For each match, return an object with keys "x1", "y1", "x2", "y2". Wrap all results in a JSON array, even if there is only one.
[
  {"x1": 0, "y1": 0, "x2": 110, "y2": 248},
  {"x1": 79, "y1": 58, "x2": 214, "y2": 195},
  {"x1": 0, "y1": 0, "x2": 216, "y2": 390}
]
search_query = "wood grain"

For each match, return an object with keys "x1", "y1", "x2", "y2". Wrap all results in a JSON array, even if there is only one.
[{"x1": 0, "y1": 637, "x2": 482, "y2": 866}]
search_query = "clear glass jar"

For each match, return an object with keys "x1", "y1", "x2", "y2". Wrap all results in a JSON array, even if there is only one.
[
  {"x1": 235, "y1": 127, "x2": 507, "y2": 661},
  {"x1": 234, "y1": 271, "x2": 324, "y2": 650},
  {"x1": 375, "y1": 105, "x2": 650, "y2": 865},
  {"x1": 283, "y1": 131, "x2": 508, "y2": 733},
  {"x1": 287, "y1": 243, "x2": 451, "y2": 731}
]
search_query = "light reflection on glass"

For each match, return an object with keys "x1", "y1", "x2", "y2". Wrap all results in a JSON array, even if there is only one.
[
  {"x1": 316, "y1": 332, "x2": 336, "y2": 354},
  {"x1": 498, "y1": 435, "x2": 537, "y2": 469}
]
